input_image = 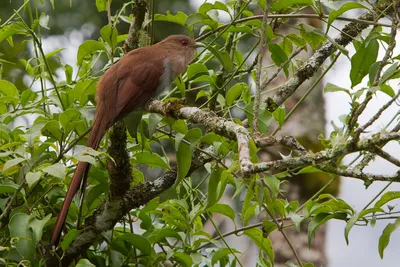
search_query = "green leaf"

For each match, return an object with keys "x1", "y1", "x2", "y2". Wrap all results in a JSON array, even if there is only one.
[
  {"x1": 175, "y1": 128, "x2": 202, "y2": 184},
  {"x1": 207, "y1": 203, "x2": 236, "y2": 222},
  {"x1": 241, "y1": 180, "x2": 255, "y2": 220},
  {"x1": 26, "y1": 171, "x2": 42, "y2": 189},
  {"x1": 374, "y1": 191, "x2": 400, "y2": 209},
  {"x1": 225, "y1": 25, "x2": 253, "y2": 35},
  {"x1": 124, "y1": 111, "x2": 143, "y2": 140},
  {"x1": 112, "y1": 233, "x2": 153, "y2": 256},
  {"x1": 271, "y1": 0, "x2": 313, "y2": 11},
  {"x1": 323, "y1": 83, "x2": 350, "y2": 95},
  {"x1": 186, "y1": 13, "x2": 218, "y2": 29},
  {"x1": 176, "y1": 143, "x2": 191, "y2": 185},
  {"x1": 199, "y1": 1, "x2": 230, "y2": 15},
  {"x1": 286, "y1": 33, "x2": 306, "y2": 47},
  {"x1": 280, "y1": 38, "x2": 293, "y2": 56},
  {"x1": 38, "y1": 12, "x2": 50, "y2": 30},
  {"x1": 95, "y1": 0, "x2": 107, "y2": 12},
  {"x1": 345, "y1": 208, "x2": 383, "y2": 245},
  {"x1": 76, "y1": 259, "x2": 96, "y2": 267},
  {"x1": 344, "y1": 212, "x2": 360, "y2": 245},
  {"x1": 0, "y1": 183, "x2": 25, "y2": 196},
  {"x1": 226, "y1": 83, "x2": 247, "y2": 106},
  {"x1": 187, "y1": 63, "x2": 208, "y2": 80},
  {"x1": 77, "y1": 40, "x2": 107, "y2": 65},
  {"x1": 379, "y1": 84, "x2": 395, "y2": 98},
  {"x1": 295, "y1": 166, "x2": 323, "y2": 174},
  {"x1": 369, "y1": 61, "x2": 381, "y2": 85},
  {"x1": 243, "y1": 203, "x2": 258, "y2": 226},
  {"x1": 350, "y1": 39, "x2": 379, "y2": 87},
  {"x1": 171, "y1": 252, "x2": 193, "y2": 267},
  {"x1": 0, "y1": 123, "x2": 11, "y2": 141},
  {"x1": 244, "y1": 228, "x2": 274, "y2": 262},
  {"x1": 147, "y1": 229, "x2": 182, "y2": 244},
  {"x1": 45, "y1": 48, "x2": 65, "y2": 59},
  {"x1": 378, "y1": 218, "x2": 400, "y2": 259},
  {"x1": 269, "y1": 43, "x2": 288, "y2": 76},
  {"x1": 100, "y1": 25, "x2": 118, "y2": 49},
  {"x1": 148, "y1": 113, "x2": 163, "y2": 138},
  {"x1": 264, "y1": 174, "x2": 280, "y2": 198},
  {"x1": 154, "y1": 11, "x2": 188, "y2": 27},
  {"x1": 308, "y1": 213, "x2": 347, "y2": 246},
  {"x1": 0, "y1": 24, "x2": 27, "y2": 44},
  {"x1": 9, "y1": 213, "x2": 34, "y2": 261},
  {"x1": 262, "y1": 220, "x2": 278, "y2": 236},
  {"x1": 29, "y1": 214, "x2": 51, "y2": 244},
  {"x1": 59, "y1": 109, "x2": 81, "y2": 134},
  {"x1": 273, "y1": 106, "x2": 285, "y2": 127},
  {"x1": 3, "y1": 158, "x2": 26, "y2": 173},
  {"x1": 243, "y1": 103, "x2": 272, "y2": 133},
  {"x1": 300, "y1": 24, "x2": 326, "y2": 51},
  {"x1": 20, "y1": 89, "x2": 38, "y2": 107},
  {"x1": 0, "y1": 80, "x2": 19, "y2": 97},
  {"x1": 41, "y1": 120, "x2": 63, "y2": 141},
  {"x1": 327, "y1": 3, "x2": 367, "y2": 32},
  {"x1": 207, "y1": 46, "x2": 233, "y2": 72},
  {"x1": 133, "y1": 151, "x2": 170, "y2": 170},
  {"x1": 206, "y1": 167, "x2": 223, "y2": 208},
  {"x1": 211, "y1": 248, "x2": 240, "y2": 265},
  {"x1": 380, "y1": 62, "x2": 400, "y2": 84},
  {"x1": 174, "y1": 76, "x2": 185, "y2": 96},
  {"x1": 61, "y1": 229, "x2": 81, "y2": 252},
  {"x1": 42, "y1": 163, "x2": 66, "y2": 179}
]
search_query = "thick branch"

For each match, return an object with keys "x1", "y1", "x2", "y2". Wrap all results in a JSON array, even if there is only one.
[{"x1": 147, "y1": 100, "x2": 400, "y2": 180}]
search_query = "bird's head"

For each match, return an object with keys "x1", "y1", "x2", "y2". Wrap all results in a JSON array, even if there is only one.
[{"x1": 158, "y1": 35, "x2": 198, "y2": 66}]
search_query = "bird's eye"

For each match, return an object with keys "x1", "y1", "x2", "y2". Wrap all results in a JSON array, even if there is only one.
[{"x1": 180, "y1": 39, "x2": 189, "y2": 46}]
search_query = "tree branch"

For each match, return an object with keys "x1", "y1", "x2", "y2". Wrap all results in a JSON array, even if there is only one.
[
  {"x1": 265, "y1": 1, "x2": 399, "y2": 112},
  {"x1": 58, "y1": 147, "x2": 214, "y2": 266}
]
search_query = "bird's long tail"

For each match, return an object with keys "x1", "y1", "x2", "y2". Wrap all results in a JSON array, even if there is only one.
[{"x1": 50, "y1": 116, "x2": 110, "y2": 248}]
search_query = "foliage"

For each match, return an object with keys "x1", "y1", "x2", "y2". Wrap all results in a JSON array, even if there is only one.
[{"x1": 0, "y1": 0, "x2": 399, "y2": 266}]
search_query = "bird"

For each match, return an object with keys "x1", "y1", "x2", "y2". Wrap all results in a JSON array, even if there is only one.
[{"x1": 50, "y1": 35, "x2": 197, "y2": 248}]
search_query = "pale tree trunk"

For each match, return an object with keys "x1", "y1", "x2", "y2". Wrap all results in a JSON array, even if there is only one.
[{"x1": 266, "y1": 14, "x2": 338, "y2": 266}]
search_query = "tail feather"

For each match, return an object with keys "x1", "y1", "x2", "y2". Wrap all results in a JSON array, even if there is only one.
[{"x1": 50, "y1": 116, "x2": 110, "y2": 248}]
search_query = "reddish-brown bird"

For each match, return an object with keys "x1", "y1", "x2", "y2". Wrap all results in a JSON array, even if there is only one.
[{"x1": 50, "y1": 35, "x2": 196, "y2": 247}]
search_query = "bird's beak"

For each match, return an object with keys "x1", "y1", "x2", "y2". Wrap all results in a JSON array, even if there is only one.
[{"x1": 194, "y1": 42, "x2": 205, "y2": 48}]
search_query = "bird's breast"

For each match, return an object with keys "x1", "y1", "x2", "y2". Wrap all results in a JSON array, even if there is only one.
[{"x1": 156, "y1": 58, "x2": 175, "y2": 96}]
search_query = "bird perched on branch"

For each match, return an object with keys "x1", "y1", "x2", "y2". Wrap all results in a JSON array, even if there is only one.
[{"x1": 50, "y1": 35, "x2": 197, "y2": 247}]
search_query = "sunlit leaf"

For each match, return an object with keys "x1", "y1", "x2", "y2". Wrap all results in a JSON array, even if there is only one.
[
  {"x1": 378, "y1": 218, "x2": 400, "y2": 259},
  {"x1": 350, "y1": 39, "x2": 379, "y2": 87},
  {"x1": 327, "y1": 3, "x2": 367, "y2": 32},
  {"x1": 77, "y1": 40, "x2": 107, "y2": 65},
  {"x1": 133, "y1": 151, "x2": 170, "y2": 170}
]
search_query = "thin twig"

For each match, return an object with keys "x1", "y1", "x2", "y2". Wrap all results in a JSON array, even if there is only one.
[
  {"x1": 0, "y1": 181, "x2": 27, "y2": 228},
  {"x1": 356, "y1": 89, "x2": 400, "y2": 137},
  {"x1": 253, "y1": 0, "x2": 272, "y2": 133},
  {"x1": 261, "y1": 45, "x2": 305, "y2": 91},
  {"x1": 369, "y1": 145, "x2": 400, "y2": 167},
  {"x1": 272, "y1": 52, "x2": 341, "y2": 135},
  {"x1": 350, "y1": 13, "x2": 398, "y2": 141},
  {"x1": 266, "y1": 208, "x2": 304, "y2": 267}
]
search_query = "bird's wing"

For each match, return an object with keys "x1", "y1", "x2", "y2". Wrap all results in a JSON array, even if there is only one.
[{"x1": 113, "y1": 53, "x2": 166, "y2": 121}]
